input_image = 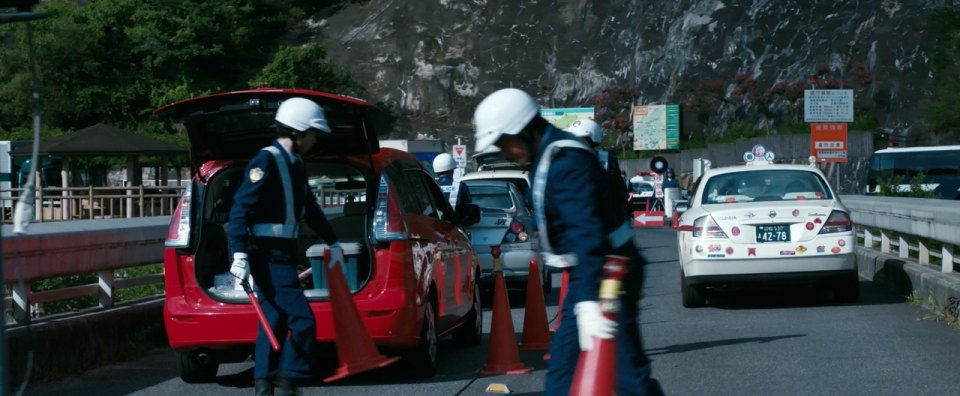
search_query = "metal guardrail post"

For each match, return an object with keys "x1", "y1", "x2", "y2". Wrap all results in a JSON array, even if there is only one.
[
  {"x1": 138, "y1": 185, "x2": 144, "y2": 217},
  {"x1": 919, "y1": 241, "x2": 930, "y2": 265},
  {"x1": 98, "y1": 270, "x2": 114, "y2": 308},
  {"x1": 12, "y1": 279, "x2": 29, "y2": 325},
  {"x1": 880, "y1": 231, "x2": 891, "y2": 253},
  {"x1": 88, "y1": 185, "x2": 94, "y2": 219},
  {"x1": 899, "y1": 236, "x2": 910, "y2": 258},
  {"x1": 943, "y1": 245, "x2": 955, "y2": 274}
]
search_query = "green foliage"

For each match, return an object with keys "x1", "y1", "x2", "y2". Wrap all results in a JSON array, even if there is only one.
[
  {"x1": 250, "y1": 43, "x2": 364, "y2": 96},
  {"x1": 876, "y1": 172, "x2": 940, "y2": 198},
  {"x1": 922, "y1": 7, "x2": 960, "y2": 139},
  {"x1": 0, "y1": 0, "x2": 357, "y2": 139},
  {"x1": 724, "y1": 121, "x2": 764, "y2": 140}
]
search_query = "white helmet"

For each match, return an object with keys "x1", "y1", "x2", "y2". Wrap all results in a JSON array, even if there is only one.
[
  {"x1": 432, "y1": 153, "x2": 457, "y2": 173},
  {"x1": 275, "y1": 97, "x2": 331, "y2": 133},
  {"x1": 473, "y1": 88, "x2": 539, "y2": 152},
  {"x1": 567, "y1": 118, "x2": 602, "y2": 144}
]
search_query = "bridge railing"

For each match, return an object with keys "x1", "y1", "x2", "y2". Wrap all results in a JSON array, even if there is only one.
[
  {"x1": 841, "y1": 195, "x2": 960, "y2": 273},
  {"x1": 2, "y1": 217, "x2": 170, "y2": 326}
]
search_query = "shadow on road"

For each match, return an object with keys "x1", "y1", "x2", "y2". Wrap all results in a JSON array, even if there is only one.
[
  {"x1": 700, "y1": 280, "x2": 907, "y2": 310},
  {"x1": 646, "y1": 334, "x2": 806, "y2": 356}
]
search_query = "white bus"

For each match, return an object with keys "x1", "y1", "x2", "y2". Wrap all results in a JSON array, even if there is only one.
[{"x1": 865, "y1": 145, "x2": 960, "y2": 200}]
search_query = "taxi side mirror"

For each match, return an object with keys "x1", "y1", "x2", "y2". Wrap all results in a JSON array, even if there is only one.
[
  {"x1": 675, "y1": 201, "x2": 689, "y2": 213},
  {"x1": 456, "y1": 203, "x2": 481, "y2": 227}
]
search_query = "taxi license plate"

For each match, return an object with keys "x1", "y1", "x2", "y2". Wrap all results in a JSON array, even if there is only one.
[{"x1": 756, "y1": 225, "x2": 790, "y2": 243}]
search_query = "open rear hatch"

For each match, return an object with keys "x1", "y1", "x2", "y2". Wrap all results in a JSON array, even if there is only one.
[{"x1": 154, "y1": 88, "x2": 383, "y2": 166}]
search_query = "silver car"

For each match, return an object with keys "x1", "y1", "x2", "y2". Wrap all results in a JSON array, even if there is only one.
[{"x1": 460, "y1": 179, "x2": 550, "y2": 295}]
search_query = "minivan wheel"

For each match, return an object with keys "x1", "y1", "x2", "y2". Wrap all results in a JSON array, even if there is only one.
[
  {"x1": 406, "y1": 299, "x2": 438, "y2": 377},
  {"x1": 176, "y1": 350, "x2": 219, "y2": 383},
  {"x1": 453, "y1": 282, "x2": 482, "y2": 346}
]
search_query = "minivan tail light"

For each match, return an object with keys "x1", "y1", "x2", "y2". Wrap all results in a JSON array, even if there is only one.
[
  {"x1": 372, "y1": 175, "x2": 407, "y2": 242},
  {"x1": 819, "y1": 210, "x2": 852, "y2": 234},
  {"x1": 165, "y1": 183, "x2": 193, "y2": 248},
  {"x1": 692, "y1": 215, "x2": 727, "y2": 238}
]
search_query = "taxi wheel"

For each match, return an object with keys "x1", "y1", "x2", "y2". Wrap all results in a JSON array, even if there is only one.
[
  {"x1": 833, "y1": 278, "x2": 860, "y2": 304},
  {"x1": 681, "y1": 270, "x2": 706, "y2": 308},
  {"x1": 453, "y1": 281, "x2": 483, "y2": 346},
  {"x1": 176, "y1": 351, "x2": 218, "y2": 383},
  {"x1": 406, "y1": 299, "x2": 438, "y2": 377}
]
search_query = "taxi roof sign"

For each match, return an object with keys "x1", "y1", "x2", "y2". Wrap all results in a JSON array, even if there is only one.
[{"x1": 743, "y1": 144, "x2": 775, "y2": 165}]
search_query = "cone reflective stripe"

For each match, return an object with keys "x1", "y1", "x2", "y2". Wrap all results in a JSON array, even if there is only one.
[
  {"x1": 242, "y1": 278, "x2": 280, "y2": 351},
  {"x1": 518, "y1": 259, "x2": 551, "y2": 351},
  {"x1": 322, "y1": 248, "x2": 400, "y2": 382},
  {"x1": 479, "y1": 245, "x2": 533, "y2": 375},
  {"x1": 570, "y1": 255, "x2": 630, "y2": 396}
]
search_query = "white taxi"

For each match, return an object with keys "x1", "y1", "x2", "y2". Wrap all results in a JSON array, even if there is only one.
[{"x1": 676, "y1": 145, "x2": 858, "y2": 307}]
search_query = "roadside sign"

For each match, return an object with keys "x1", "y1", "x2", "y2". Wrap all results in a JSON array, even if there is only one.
[
  {"x1": 804, "y1": 89, "x2": 854, "y2": 122},
  {"x1": 632, "y1": 210, "x2": 665, "y2": 227},
  {"x1": 810, "y1": 123, "x2": 848, "y2": 163},
  {"x1": 654, "y1": 173, "x2": 664, "y2": 198},
  {"x1": 452, "y1": 144, "x2": 467, "y2": 168}
]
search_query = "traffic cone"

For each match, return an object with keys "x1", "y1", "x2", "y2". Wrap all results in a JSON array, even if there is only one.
[
  {"x1": 479, "y1": 245, "x2": 533, "y2": 375},
  {"x1": 322, "y1": 248, "x2": 400, "y2": 382},
  {"x1": 518, "y1": 259, "x2": 551, "y2": 351},
  {"x1": 569, "y1": 255, "x2": 630, "y2": 395},
  {"x1": 671, "y1": 209, "x2": 679, "y2": 229},
  {"x1": 549, "y1": 270, "x2": 570, "y2": 333}
]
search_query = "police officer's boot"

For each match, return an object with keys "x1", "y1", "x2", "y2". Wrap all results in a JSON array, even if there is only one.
[
  {"x1": 272, "y1": 372, "x2": 300, "y2": 396},
  {"x1": 254, "y1": 378, "x2": 273, "y2": 396}
]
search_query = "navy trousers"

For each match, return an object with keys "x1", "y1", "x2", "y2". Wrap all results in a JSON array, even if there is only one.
[
  {"x1": 544, "y1": 260, "x2": 661, "y2": 395},
  {"x1": 252, "y1": 245, "x2": 317, "y2": 380}
]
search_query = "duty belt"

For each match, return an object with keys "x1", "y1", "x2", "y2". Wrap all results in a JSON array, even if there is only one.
[{"x1": 250, "y1": 146, "x2": 299, "y2": 239}]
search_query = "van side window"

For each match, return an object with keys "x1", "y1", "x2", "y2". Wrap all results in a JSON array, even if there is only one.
[{"x1": 404, "y1": 169, "x2": 438, "y2": 218}]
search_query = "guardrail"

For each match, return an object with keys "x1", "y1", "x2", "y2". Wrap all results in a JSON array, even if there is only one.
[
  {"x1": 842, "y1": 195, "x2": 959, "y2": 274},
  {"x1": 0, "y1": 185, "x2": 186, "y2": 223},
  {"x1": 2, "y1": 217, "x2": 170, "y2": 326}
]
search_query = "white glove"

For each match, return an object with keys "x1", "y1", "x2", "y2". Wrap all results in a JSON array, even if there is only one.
[
  {"x1": 230, "y1": 253, "x2": 251, "y2": 286},
  {"x1": 574, "y1": 301, "x2": 617, "y2": 351},
  {"x1": 328, "y1": 243, "x2": 345, "y2": 269}
]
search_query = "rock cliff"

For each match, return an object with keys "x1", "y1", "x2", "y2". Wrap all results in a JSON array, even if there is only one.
[{"x1": 316, "y1": 0, "x2": 954, "y2": 147}]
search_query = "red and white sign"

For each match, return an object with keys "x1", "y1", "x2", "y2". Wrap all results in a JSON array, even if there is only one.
[
  {"x1": 452, "y1": 144, "x2": 468, "y2": 168},
  {"x1": 810, "y1": 123, "x2": 848, "y2": 163},
  {"x1": 632, "y1": 211, "x2": 665, "y2": 227}
]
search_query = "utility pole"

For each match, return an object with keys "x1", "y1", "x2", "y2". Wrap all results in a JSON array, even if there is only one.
[{"x1": 0, "y1": 2, "x2": 48, "y2": 395}]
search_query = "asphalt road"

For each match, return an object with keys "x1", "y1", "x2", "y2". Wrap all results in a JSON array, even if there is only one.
[{"x1": 26, "y1": 228, "x2": 960, "y2": 395}]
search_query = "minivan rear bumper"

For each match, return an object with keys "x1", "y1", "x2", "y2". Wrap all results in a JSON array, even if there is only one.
[{"x1": 164, "y1": 287, "x2": 420, "y2": 351}]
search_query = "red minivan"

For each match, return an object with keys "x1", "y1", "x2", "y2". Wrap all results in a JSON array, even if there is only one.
[{"x1": 156, "y1": 89, "x2": 483, "y2": 383}]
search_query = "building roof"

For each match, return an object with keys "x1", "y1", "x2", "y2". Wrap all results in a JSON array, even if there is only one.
[{"x1": 10, "y1": 123, "x2": 186, "y2": 156}]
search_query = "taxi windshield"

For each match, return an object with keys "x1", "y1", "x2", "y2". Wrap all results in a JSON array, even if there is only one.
[{"x1": 703, "y1": 170, "x2": 831, "y2": 204}]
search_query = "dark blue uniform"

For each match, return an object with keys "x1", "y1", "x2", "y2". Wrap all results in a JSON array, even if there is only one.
[
  {"x1": 437, "y1": 173, "x2": 472, "y2": 210},
  {"x1": 228, "y1": 140, "x2": 338, "y2": 381},
  {"x1": 534, "y1": 126, "x2": 659, "y2": 396}
]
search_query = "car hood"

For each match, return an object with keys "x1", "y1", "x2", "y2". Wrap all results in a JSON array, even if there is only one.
[{"x1": 154, "y1": 88, "x2": 382, "y2": 165}]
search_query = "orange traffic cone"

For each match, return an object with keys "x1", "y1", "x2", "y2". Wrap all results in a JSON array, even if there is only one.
[
  {"x1": 569, "y1": 255, "x2": 630, "y2": 395},
  {"x1": 479, "y1": 246, "x2": 533, "y2": 375},
  {"x1": 322, "y1": 248, "x2": 400, "y2": 382},
  {"x1": 549, "y1": 269, "x2": 571, "y2": 333},
  {"x1": 518, "y1": 259, "x2": 551, "y2": 351},
  {"x1": 671, "y1": 209, "x2": 679, "y2": 229}
]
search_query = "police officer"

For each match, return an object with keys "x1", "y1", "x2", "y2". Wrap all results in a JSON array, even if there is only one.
[
  {"x1": 568, "y1": 118, "x2": 630, "y2": 218},
  {"x1": 227, "y1": 97, "x2": 344, "y2": 396},
  {"x1": 663, "y1": 167, "x2": 680, "y2": 189},
  {"x1": 432, "y1": 152, "x2": 472, "y2": 211},
  {"x1": 473, "y1": 88, "x2": 662, "y2": 395}
]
